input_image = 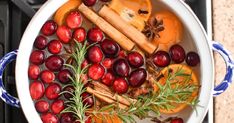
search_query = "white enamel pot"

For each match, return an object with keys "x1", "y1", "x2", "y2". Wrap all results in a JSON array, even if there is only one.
[{"x1": 0, "y1": 0, "x2": 233, "y2": 123}]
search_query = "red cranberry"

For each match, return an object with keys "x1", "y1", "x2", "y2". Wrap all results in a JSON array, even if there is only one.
[
  {"x1": 34, "y1": 35, "x2": 48, "y2": 50},
  {"x1": 60, "y1": 113, "x2": 75, "y2": 123},
  {"x1": 81, "y1": 92, "x2": 94, "y2": 107},
  {"x1": 152, "y1": 51, "x2": 171, "y2": 67},
  {"x1": 56, "y1": 26, "x2": 72, "y2": 43},
  {"x1": 63, "y1": 86, "x2": 75, "y2": 99},
  {"x1": 128, "y1": 68, "x2": 147, "y2": 87},
  {"x1": 51, "y1": 99, "x2": 65, "y2": 114},
  {"x1": 47, "y1": 40, "x2": 62, "y2": 54},
  {"x1": 87, "y1": 46, "x2": 103, "y2": 63},
  {"x1": 41, "y1": 20, "x2": 57, "y2": 36},
  {"x1": 40, "y1": 70, "x2": 55, "y2": 84},
  {"x1": 100, "y1": 39, "x2": 120, "y2": 57},
  {"x1": 171, "y1": 118, "x2": 184, "y2": 123},
  {"x1": 102, "y1": 58, "x2": 113, "y2": 69},
  {"x1": 41, "y1": 112, "x2": 58, "y2": 123},
  {"x1": 88, "y1": 64, "x2": 105, "y2": 80},
  {"x1": 127, "y1": 51, "x2": 144, "y2": 68},
  {"x1": 102, "y1": 71, "x2": 115, "y2": 86},
  {"x1": 30, "y1": 50, "x2": 45, "y2": 65},
  {"x1": 45, "y1": 55, "x2": 64, "y2": 71},
  {"x1": 30, "y1": 81, "x2": 45, "y2": 100},
  {"x1": 45, "y1": 83, "x2": 61, "y2": 100},
  {"x1": 85, "y1": 117, "x2": 92, "y2": 123},
  {"x1": 186, "y1": 52, "x2": 200, "y2": 66},
  {"x1": 35, "y1": 100, "x2": 49, "y2": 113},
  {"x1": 73, "y1": 27, "x2": 86, "y2": 43},
  {"x1": 118, "y1": 50, "x2": 126, "y2": 58},
  {"x1": 28, "y1": 64, "x2": 40, "y2": 80},
  {"x1": 66, "y1": 11, "x2": 82, "y2": 29},
  {"x1": 169, "y1": 44, "x2": 186, "y2": 63},
  {"x1": 113, "y1": 59, "x2": 130, "y2": 77},
  {"x1": 81, "y1": 59, "x2": 89, "y2": 69},
  {"x1": 57, "y1": 69, "x2": 72, "y2": 84},
  {"x1": 113, "y1": 78, "x2": 129, "y2": 94},
  {"x1": 87, "y1": 27, "x2": 103, "y2": 43},
  {"x1": 82, "y1": 0, "x2": 97, "y2": 6}
]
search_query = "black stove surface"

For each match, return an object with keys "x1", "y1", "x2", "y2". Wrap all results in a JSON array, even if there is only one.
[{"x1": 0, "y1": 0, "x2": 209, "y2": 122}]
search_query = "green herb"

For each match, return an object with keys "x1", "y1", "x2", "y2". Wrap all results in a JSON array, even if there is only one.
[{"x1": 62, "y1": 41, "x2": 90, "y2": 123}]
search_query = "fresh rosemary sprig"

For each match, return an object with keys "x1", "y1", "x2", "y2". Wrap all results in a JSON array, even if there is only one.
[
  {"x1": 89, "y1": 66, "x2": 200, "y2": 123},
  {"x1": 62, "y1": 41, "x2": 90, "y2": 123}
]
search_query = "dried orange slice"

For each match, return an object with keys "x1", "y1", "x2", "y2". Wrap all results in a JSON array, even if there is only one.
[
  {"x1": 108, "y1": 0, "x2": 152, "y2": 31},
  {"x1": 152, "y1": 11, "x2": 183, "y2": 51},
  {"x1": 92, "y1": 114, "x2": 122, "y2": 123},
  {"x1": 153, "y1": 64, "x2": 199, "y2": 114},
  {"x1": 53, "y1": 0, "x2": 81, "y2": 26}
]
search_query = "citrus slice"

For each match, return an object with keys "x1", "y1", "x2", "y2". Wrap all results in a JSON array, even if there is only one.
[
  {"x1": 53, "y1": 0, "x2": 81, "y2": 26},
  {"x1": 152, "y1": 11, "x2": 183, "y2": 51},
  {"x1": 153, "y1": 64, "x2": 199, "y2": 114},
  {"x1": 108, "y1": 0, "x2": 152, "y2": 31},
  {"x1": 92, "y1": 114, "x2": 122, "y2": 123}
]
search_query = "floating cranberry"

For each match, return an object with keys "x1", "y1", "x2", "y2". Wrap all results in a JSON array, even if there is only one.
[
  {"x1": 88, "y1": 64, "x2": 105, "y2": 80},
  {"x1": 127, "y1": 51, "x2": 144, "y2": 68},
  {"x1": 100, "y1": 39, "x2": 120, "y2": 57},
  {"x1": 45, "y1": 83, "x2": 61, "y2": 100},
  {"x1": 60, "y1": 113, "x2": 75, "y2": 123},
  {"x1": 63, "y1": 86, "x2": 74, "y2": 99},
  {"x1": 45, "y1": 55, "x2": 64, "y2": 71},
  {"x1": 169, "y1": 44, "x2": 186, "y2": 63},
  {"x1": 35, "y1": 100, "x2": 49, "y2": 113},
  {"x1": 186, "y1": 52, "x2": 200, "y2": 66},
  {"x1": 47, "y1": 40, "x2": 62, "y2": 54},
  {"x1": 28, "y1": 64, "x2": 40, "y2": 80},
  {"x1": 128, "y1": 68, "x2": 147, "y2": 87},
  {"x1": 81, "y1": 92, "x2": 94, "y2": 107},
  {"x1": 34, "y1": 35, "x2": 48, "y2": 50},
  {"x1": 41, "y1": 20, "x2": 57, "y2": 36},
  {"x1": 30, "y1": 81, "x2": 45, "y2": 100},
  {"x1": 82, "y1": 0, "x2": 97, "y2": 6},
  {"x1": 57, "y1": 69, "x2": 72, "y2": 84},
  {"x1": 152, "y1": 51, "x2": 171, "y2": 67},
  {"x1": 81, "y1": 59, "x2": 89, "y2": 69},
  {"x1": 56, "y1": 26, "x2": 72, "y2": 43},
  {"x1": 113, "y1": 78, "x2": 129, "y2": 94},
  {"x1": 170, "y1": 118, "x2": 184, "y2": 123},
  {"x1": 87, "y1": 46, "x2": 103, "y2": 63},
  {"x1": 40, "y1": 70, "x2": 55, "y2": 84},
  {"x1": 102, "y1": 71, "x2": 115, "y2": 86},
  {"x1": 41, "y1": 112, "x2": 58, "y2": 123},
  {"x1": 87, "y1": 27, "x2": 103, "y2": 43},
  {"x1": 73, "y1": 27, "x2": 86, "y2": 43},
  {"x1": 66, "y1": 11, "x2": 82, "y2": 29},
  {"x1": 113, "y1": 59, "x2": 130, "y2": 77},
  {"x1": 102, "y1": 58, "x2": 113, "y2": 69},
  {"x1": 30, "y1": 50, "x2": 45, "y2": 65},
  {"x1": 51, "y1": 99, "x2": 65, "y2": 114}
]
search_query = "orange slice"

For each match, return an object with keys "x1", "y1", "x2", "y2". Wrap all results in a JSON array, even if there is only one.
[
  {"x1": 153, "y1": 64, "x2": 199, "y2": 114},
  {"x1": 53, "y1": 0, "x2": 81, "y2": 26},
  {"x1": 92, "y1": 114, "x2": 122, "y2": 123},
  {"x1": 152, "y1": 11, "x2": 183, "y2": 51},
  {"x1": 109, "y1": 0, "x2": 152, "y2": 31}
]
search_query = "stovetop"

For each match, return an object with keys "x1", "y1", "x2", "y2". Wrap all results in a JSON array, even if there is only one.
[{"x1": 0, "y1": 0, "x2": 211, "y2": 123}]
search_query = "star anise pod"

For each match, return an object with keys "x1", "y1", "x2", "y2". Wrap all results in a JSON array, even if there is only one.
[{"x1": 142, "y1": 17, "x2": 164, "y2": 41}]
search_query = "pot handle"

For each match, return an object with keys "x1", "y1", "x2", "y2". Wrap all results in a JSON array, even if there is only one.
[
  {"x1": 210, "y1": 41, "x2": 234, "y2": 96},
  {"x1": 0, "y1": 50, "x2": 20, "y2": 108}
]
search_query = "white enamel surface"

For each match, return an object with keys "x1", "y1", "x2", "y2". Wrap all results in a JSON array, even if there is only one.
[
  {"x1": 15, "y1": 0, "x2": 214, "y2": 123},
  {"x1": 15, "y1": 0, "x2": 68, "y2": 123}
]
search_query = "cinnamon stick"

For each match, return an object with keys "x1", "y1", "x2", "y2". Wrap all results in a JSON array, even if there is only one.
[
  {"x1": 78, "y1": 3, "x2": 135, "y2": 51},
  {"x1": 99, "y1": 5, "x2": 157, "y2": 54},
  {"x1": 86, "y1": 87, "x2": 127, "y2": 109}
]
